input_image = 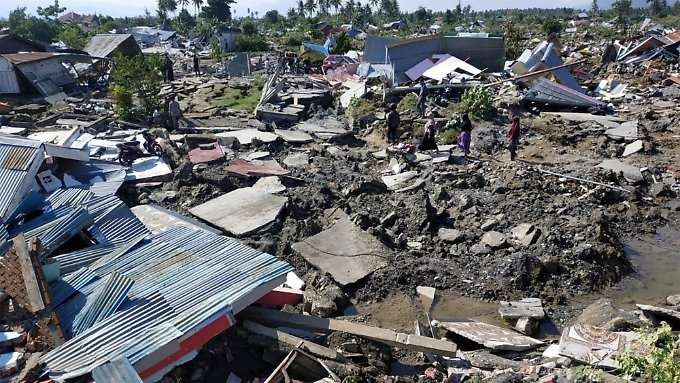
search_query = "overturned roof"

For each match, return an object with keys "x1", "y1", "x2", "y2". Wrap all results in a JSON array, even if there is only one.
[
  {"x1": 0, "y1": 136, "x2": 45, "y2": 223},
  {"x1": 0, "y1": 33, "x2": 47, "y2": 54},
  {"x1": 84, "y1": 34, "x2": 142, "y2": 58}
]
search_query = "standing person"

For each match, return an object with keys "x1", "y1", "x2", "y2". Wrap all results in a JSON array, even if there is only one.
[
  {"x1": 507, "y1": 114, "x2": 520, "y2": 161},
  {"x1": 168, "y1": 96, "x2": 182, "y2": 131},
  {"x1": 264, "y1": 57, "x2": 270, "y2": 74},
  {"x1": 386, "y1": 103, "x2": 400, "y2": 144},
  {"x1": 417, "y1": 78, "x2": 429, "y2": 117},
  {"x1": 457, "y1": 113, "x2": 472, "y2": 160},
  {"x1": 193, "y1": 52, "x2": 200, "y2": 76},
  {"x1": 164, "y1": 55, "x2": 174, "y2": 82},
  {"x1": 418, "y1": 111, "x2": 438, "y2": 150}
]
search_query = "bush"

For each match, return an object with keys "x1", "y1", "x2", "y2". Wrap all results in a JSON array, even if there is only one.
[
  {"x1": 617, "y1": 322, "x2": 680, "y2": 383},
  {"x1": 210, "y1": 39, "x2": 222, "y2": 61},
  {"x1": 111, "y1": 53, "x2": 163, "y2": 119},
  {"x1": 236, "y1": 35, "x2": 269, "y2": 52},
  {"x1": 111, "y1": 85, "x2": 134, "y2": 120},
  {"x1": 438, "y1": 115, "x2": 462, "y2": 144},
  {"x1": 461, "y1": 86, "x2": 494, "y2": 120},
  {"x1": 284, "y1": 32, "x2": 305, "y2": 47},
  {"x1": 347, "y1": 98, "x2": 376, "y2": 125},
  {"x1": 397, "y1": 93, "x2": 418, "y2": 114}
]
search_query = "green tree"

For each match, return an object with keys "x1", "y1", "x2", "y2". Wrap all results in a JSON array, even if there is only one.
[
  {"x1": 542, "y1": 18, "x2": 563, "y2": 36},
  {"x1": 111, "y1": 54, "x2": 164, "y2": 119},
  {"x1": 173, "y1": 8, "x2": 196, "y2": 34},
  {"x1": 236, "y1": 35, "x2": 269, "y2": 51},
  {"x1": 192, "y1": 0, "x2": 204, "y2": 16},
  {"x1": 591, "y1": 0, "x2": 599, "y2": 14},
  {"x1": 333, "y1": 32, "x2": 352, "y2": 54},
  {"x1": 648, "y1": 0, "x2": 667, "y2": 15},
  {"x1": 201, "y1": 0, "x2": 236, "y2": 22},
  {"x1": 304, "y1": 0, "x2": 317, "y2": 16},
  {"x1": 178, "y1": 0, "x2": 189, "y2": 10},
  {"x1": 8, "y1": 7, "x2": 58, "y2": 43},
  {"x1": 58, "y1": 23, "x2": 89, "y2": 49},
  {"x1": 674, "y1": 0, "x2": 680, "y2": 14},
  {"x1": 241, "y1": 19, "x2": 256, "y2": 35},
  {"x1": 504, "y1": 22, "x2": 523, "y2": 60},
  {"x1": 613, "y1": 0, "x2": 632, "y2": 24},
  {"x1": 37, "y1": 0, "x2": 66, "y2": 20},
  {"x1": 264, "y1": 10, "x2": 280, "y2": 24}
]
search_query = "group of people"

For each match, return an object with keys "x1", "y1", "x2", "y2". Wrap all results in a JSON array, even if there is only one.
[{"x1": 385, "y1": 104, "x2": 521, "y2": 161}]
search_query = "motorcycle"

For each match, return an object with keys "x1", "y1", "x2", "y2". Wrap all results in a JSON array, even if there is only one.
[
  {"x1": 141, "y1": 130, "x2": 163, "y2": 157},
  {"x1": 116, "y1": 141, "x2": 145, "y2": 166}
]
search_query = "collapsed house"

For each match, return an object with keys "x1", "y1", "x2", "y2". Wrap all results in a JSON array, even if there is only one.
[
  {"x1": 0, "y1": 34, "x2": 46, "y2": 55},
  {"x1": 84, "y1": 34, "x2": 143, "y2": 59}
]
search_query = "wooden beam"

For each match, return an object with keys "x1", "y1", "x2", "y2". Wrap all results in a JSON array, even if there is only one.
[{"x1": 241, "y1": 307, "x2": 458, "y2": 357}]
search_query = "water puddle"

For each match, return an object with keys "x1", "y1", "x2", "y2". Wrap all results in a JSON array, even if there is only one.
[{"x1": 601, "y1": 224, "x2": 680, "y2": 307}]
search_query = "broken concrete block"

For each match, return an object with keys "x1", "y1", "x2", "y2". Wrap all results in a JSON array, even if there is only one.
[
  {"x1": 283, "y1": 153, "x2": 310, "y2": 168},
  {"x1": 481, "y1": 231, "x2": 506, "y2": 249},
  {"x1": 515, "y1": 317, "x2": 539, "y2": 336},
  {"x1": 438, "y1": 228, "x2": 464, "y2": 244},
  {"x1": 597, "y1": 159, "x2": 643, "y2": 182},
  {"x1": 667, "y1": 295, "x2": 680, "y2": 306},
  {"x1": 622, "y1": 140, "x2": 643, "y2": 157},
  {"x1": 440, "y1": 321, "x2": 543, "y2": 351},
  {"x1": 416, "y1": 286, "x2": 436, "y2": 310},
  {"x1": 292, "y1": 210, "x2": 389, "y2": 286},
  {"x1": 381, "y1": 171, "x2": 418, "y2": 190},
  {"x1": 557, "y1": 324, "x2": 637, "y2": 368},
  {"x1": 511, "y1": 223, "x2": 540, "y2": 246},
  {"x1": 274, "y1": 129, "x2": 314, "y2": 144},
  {"x1": 252, "y1": 176, "x2": 286, "y2": 194},
  {"x1": 636, "y1": 304, "x2": 680, "y2": 322},
  {"x1": 499, "y1": 298, "x2": 545, "y2": 320},
  {"x1": 190, "y1": 187, "x2": 288, "y2": 237},
  {"x1": 649, "y1": 182, "x2": 668, "y2": 198}
]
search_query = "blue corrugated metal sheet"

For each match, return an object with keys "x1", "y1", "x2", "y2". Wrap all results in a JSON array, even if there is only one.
[
  {"x1": 84, "y1": 195, "x2": 148, "y2": 244},
  {"x1": 47, "y1": 188, "x2": 95, "y2": 209},
  {"x1": 52, "y1": 243, "x2": 118, "y2": 274},
  {"x1": 42, "y1": 226, "x2": 293, "y2": 379},
  {"x1": 14, "y1": 206, "x2": 94, "y2": 259},
  {"x1": 71, "y1": 272, "x2": 134, "y2": 336},
  {"x1": 92, "y1": 356, "x2": 144, "y2": 383},
  {"x1": 0, "y1": 137, "x2": 44, "y2": 223}
]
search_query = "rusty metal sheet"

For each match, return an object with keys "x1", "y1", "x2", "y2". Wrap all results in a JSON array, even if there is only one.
[
  {"x1": 224, "y1": 159, "x2": 289, "y2": 177},
  {"x1": 188, "y1": 142, "x2": 225, "y2": 164},
  {"x1": 1, "y1": 146, "x2": 37, "y2": 171},
  {"x1": 441, "y1": 321, "x2": 544, "y2": 351}
]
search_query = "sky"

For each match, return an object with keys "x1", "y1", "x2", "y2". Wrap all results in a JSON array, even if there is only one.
[{"x1": 1, "y1": 0, "x2": 618, "y2": 19}]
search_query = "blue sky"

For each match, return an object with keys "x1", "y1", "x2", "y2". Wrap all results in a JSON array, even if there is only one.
[{"x1": 1, "y1": 0, "x2": 618, "y2": 19}]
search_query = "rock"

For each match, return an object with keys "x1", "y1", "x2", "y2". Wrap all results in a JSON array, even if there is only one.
[
  {"x1": 649, "y1": 182, "x2": 668, "y2": 198},
  {"x1": 283, "y1": 153, "x2": 309, "y2": 168},
  {"x1": 667, "y1": 295, "x2": 680, "y2": 306},
  {"x1": 343, "y1": 179, "x2": 388, "y2": 197},
  {"x1": 514, "y1": 317, "x2": 539, "y2": 336},
  {"x1": 438, "y1": 228, "x2": 464, "y2": 244},
  {"x1": 481, "y1": 231, "x2": 506, "y2": 249},
  {"x1": 303, "y1": 273, "x2": 348, "y2": 318},
  {"x1": 380, "y1": 211, "x2": 398, "y2": 227},
  {"x1": 173, "y1": 160, "x2": 194, "y2": 182},
  {"x1": 480, "y1": 218, "x2": 498, "y2": 231},
  {"x1": 575, "y1": 298, "x2": 642, "y2": 331},
  {"x1": 470, "y1": 243, "x2": 491, "y2": 255},
  {"x1": 458, "y1": 195, "x2": 473, "y2": 210},
  {"x1": 510, "y1": 223, "x2": 540, "y2": 246}
]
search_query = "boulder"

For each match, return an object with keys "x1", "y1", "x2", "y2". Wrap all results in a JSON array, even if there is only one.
[
  {"x1": 438, "y1": 228, "x2": 465, "y2": 244},
  {"x1": 511, "y1": 223, "x2": 540, "y2": 247},
  {"x1": 481, "y1": 231, "x2": 507, "y2": 249}
]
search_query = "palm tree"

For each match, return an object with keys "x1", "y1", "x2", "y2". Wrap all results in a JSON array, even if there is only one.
[
  {"x1": 304, "y1": 0, "x2": 317, "y2": 17},
  {"x1": 369, "y1": 0, "x2": 378, "y2": 12},
  {"x1": 330, "y1": 0, "x2": 341, "y2": 14},
  {"x1": 192, "y1": 0, "x2": 203, "y2": 16},
  {"x1": 178, "y1": 0, "x2": 189, "y2": 10}
]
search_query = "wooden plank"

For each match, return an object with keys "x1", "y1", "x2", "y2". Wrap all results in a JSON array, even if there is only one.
[
  {"x1": 13, "y1": 235, "x2": 45, "y2": 312},
  {"x1": 241, "y1": 307, "x2": 457, "y2": 357},
  {"x1": 243, "y1": 320, "x2": 345, "y2": 362}
]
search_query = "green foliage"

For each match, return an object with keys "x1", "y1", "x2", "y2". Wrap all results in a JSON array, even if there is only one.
[
  {"x1": 397, "y1": 93, "x2": 418, "y2": 114},
  {"x1": 592, "y1": 0, "x2": 599, "y2": 14},
  {"x1": 503, "y1": 22, "x2": 523, "y2": 60},
  {"x1": 173, "y1": 9, "x2": 196, "y2": 35},
  {"x1": 309, "y1": 28, "x2": 324, "y2": 41},
  {"x1": 341, "y1": 375, "x2": 361, "y2": 383},
  {"x1": 8, "y1": 7, "x2": 59, "y2": 43},
  {"x1": 284, "y1": 32, "x2": 305, "y2": 47},
  {"x1": 210, "y1": 39, "x2": 222, "y2": 60},
  {"x1": 58, "y1": 23, "x2": 89, "y2": 50},
  {"x1": 236, "y1": 34, "x2": 269, "y2": 52},
  {"x1": 201, "y1": 0, "x2": 236, "y2": 22},
  {"x1": 242, "y1": 20, "x2": 257, "y2": 35},
  {"x1": 111, "y1": 85, "x2": 134, "y2": 120},
  {"x1": 213, "y1": 78, "x2": 263, "y2": 111},
  {"x1": 333, "y1": 32, "x2": 352, "y2": 54},
  {"x1": 613, "y1": 0, "x2": 632, "y2": 21},
  {"x1": 347, "y1": 98, "x2": 376, "y2": 122},
  {"x1": 438, "y1": 113, "x2": 462, "y2": 144},
  {"x1": 542, "y1": 18, "x2": 563, "y2": 36},
  {"x1": 461, "y1": 86, "x2": 494, "y2": 120},
  {"x1": 618, "y1": 322, "x2": 680, "y2": 383},
  {"x1": 111, "y1": 54, "x2": 163, "y2": 119},
  {"x1": 264, "y1": 10, "x2": 280, "y2": 24},
  {"x1": 37, "y1": 0, "x2": 66, "y2": 20}
]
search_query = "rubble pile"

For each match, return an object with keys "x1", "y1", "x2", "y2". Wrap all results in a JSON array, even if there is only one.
[{"x1": 0, "y1": 12, "x2": 680, "y2": 383}]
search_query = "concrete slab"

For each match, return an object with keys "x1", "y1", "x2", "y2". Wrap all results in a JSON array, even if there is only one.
[
  {"x1": 597, "y1": 159, "x2": 643, "y2": 182},
  {"x1": 131, "y1": 204, "x2": 220, "y2": 235},
  {"x1": 544, "y1": 112, "x2": 623, "y2": 129},
  {"x1": 125, "y1": 157, "x2": 173, "y2": 182},
  {"x1": 636, "y1": 304, "x2": 680, "y2": 322},
  {"x1": 499, "y1": 298, "x2": 545, "y2": 320},
  {"x1": 622, "y1": 140, "x2": 643, "y2": 157},
  {"x1": 216, "y1": 129, "x2": 279, "y2": 145},
  {"x1": 188, "y1": 142, "x2": 225, "y2": 164},
  {"x1": 605, "y1": 120, "x2": 639, "y2": 140},
  {"x1": 252, "y1": 176, "x2": 287, "y2": 194},
  {"x1": 440, "y1": 321, "x2": 544, "y2": 351},
  {"x1": 283, "y1": 153, "x2": 309, "y2": 168},
  {"x1": 0, "y1": 126, "x2": 27, "y2": 136},
  {"x1": 190, "y1": 187, "x2": 288, "y2": 237},
  {"x1": 292, "y1": 209, "x2": 389, "y2": 286},
  {"x1": 382, "y1": 171, "x2": 418, "y2": 190},
  {"x1": 274, "y1": 129, "x2": 314, "y2": 144},
  {"x1": 296, "y1": 120, "x2": 349, "y2": 140},
  {"x1": 225, "y1": 159, "x2": 289, "y2": 177}
]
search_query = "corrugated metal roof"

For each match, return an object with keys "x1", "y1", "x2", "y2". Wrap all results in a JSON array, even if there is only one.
[
  {"x1": 0, "y1": 138, "x2": 44, "y2": 223},
  {"x1": 70, "y1": 272, "x2": 134, "y2": 336},
  {"x1": 1, "y1": 52, "x2": 56, "y2": 64},
  {"x1": 91, "y1": 356, "x2": 144, "y2": 383},
  {"x1": 84, "y1": 34, "x2": 136, "y2": 58},
  {"x1": 84, "y1": 195, "x2": 149, "y2": 244},
  {"x1": 51, "y1": 242, "x2": 117, "y2": 274},
  {"x1": 47, "y1": 188, "x2": 96, "y2": 209},
  {"x1": 42, "y1": 226, "x2": 293, "y2": 379}
]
